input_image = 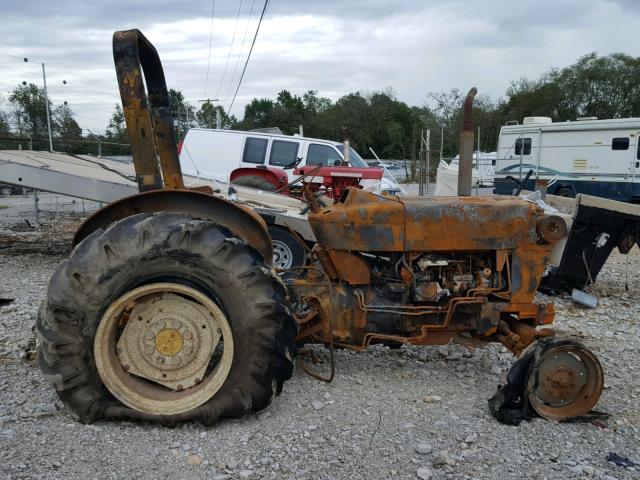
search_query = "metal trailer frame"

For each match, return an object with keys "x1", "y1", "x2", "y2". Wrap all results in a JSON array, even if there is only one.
[{"x1": 0, "y1": 149, "x2": 315, "y2": 242}]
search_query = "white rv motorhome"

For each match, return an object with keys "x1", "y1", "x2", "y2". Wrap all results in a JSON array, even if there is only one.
[{"x1": 494, "y1": 117, "x2": 640, "y2": 202}]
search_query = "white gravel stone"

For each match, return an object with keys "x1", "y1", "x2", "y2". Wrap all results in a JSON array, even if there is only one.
[
  {"x1": 0, "y1": 245, "x2": 638, "y2": 480},
  {"x1": 186, "y1": 454, "x2": 203, "y2": 466},
  {"x1": 414, "y1": 444, "x2": 433, "y2": 455},
  {"x1": 416, "y1": 466, "x2": 433, "y2": 479}
]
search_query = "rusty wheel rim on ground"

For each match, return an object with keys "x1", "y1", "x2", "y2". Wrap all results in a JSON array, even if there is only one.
[
  {"x1": 94, "y1": 283, "x2": 234, "y2": 415},
  {"x1": 527, "y1": 344, "x2": 604, "y2": 420}
]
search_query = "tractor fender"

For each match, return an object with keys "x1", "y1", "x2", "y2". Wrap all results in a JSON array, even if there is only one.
[
  {"x1": 230, "y1": 167, "x2": 288, "y2": 190},
  {"x1": 72, "y1": 189, "x2": 273, "y2": 264}
]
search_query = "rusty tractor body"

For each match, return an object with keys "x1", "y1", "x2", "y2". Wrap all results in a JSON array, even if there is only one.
[
  {"x1": 290, "y1": 189, "x2": 558, "y2": 355},
  {"x1": 35, "y1": 29, "x2": 604, "y2": 426}
]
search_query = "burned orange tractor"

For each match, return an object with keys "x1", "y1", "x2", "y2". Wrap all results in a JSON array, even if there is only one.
[{"x1": 36, "y1": 30, "x2": 603, "y2": 425}]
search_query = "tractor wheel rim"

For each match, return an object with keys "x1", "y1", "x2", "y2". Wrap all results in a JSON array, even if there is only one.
[
  {"x1": 94, "y1": 283, "x2": 234, "y2": 415},
  {"x1": 527, "y1": 344, "x2": 603, "y2": 421},
  {"x1": 272, "y1": 239, "x2": 293, "y2": 269}
]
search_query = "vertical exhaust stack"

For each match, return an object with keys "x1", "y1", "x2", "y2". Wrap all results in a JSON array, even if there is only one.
[
  {"x1": 457, "y1": 87, "x2": 477, "y2": 196},
  {"x1": 113, "y1": 29, "x2": 185, "y2": 192}
]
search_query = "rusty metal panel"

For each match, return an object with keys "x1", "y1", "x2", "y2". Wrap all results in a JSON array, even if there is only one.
[
  {"x1": 73, "y1": 189, "x2": 273, "y2": 264},
  {"x1": 308, "y1": 188, "x2": 405, "y2": 251},
  {"x1": 402, "y1": 196, "x2": 538, "y2": 251},
  {"x1": 326, "y1": 250, "x2": 371, "y2": 285}
]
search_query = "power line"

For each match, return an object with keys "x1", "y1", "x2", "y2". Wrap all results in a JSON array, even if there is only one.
[
  {"x1": 0, "y1": 54, "x2": 117, "y2": 91},
  {"x1": 203, "y1": 0, "x2": 216, "y2": 98},
  {"x1": 223, "y1": 0, "x2": 257, "y2": 107},
  {"x1": 214, "y1": 0, "x2": 244, "y2": 99},
  {"x1": 227, "y1": 0, "x2": 269, "y2": 115}
]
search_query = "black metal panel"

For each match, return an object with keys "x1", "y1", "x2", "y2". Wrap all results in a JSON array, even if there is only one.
[{"x1": 540, "y1": 203, "x2": 640, "y2": 294}]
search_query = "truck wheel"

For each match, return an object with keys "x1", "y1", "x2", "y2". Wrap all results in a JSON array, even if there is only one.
[
  {"x1": 268, "y1": 225, "x2": 307, "y2": 270},
  {"x1": 232, "y1": 175, "x2": 277, "y2": 191},
  {"x1": 556, "y1": 187, "x2": 574, "y2": 198},
  {"x1": 37, "y1": 212, "x2": 296, "y2": 425}
]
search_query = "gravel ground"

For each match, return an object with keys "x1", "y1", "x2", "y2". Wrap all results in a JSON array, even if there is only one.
[{"x1": 1, "y1": 247, "x2": 639, "y2": 480}]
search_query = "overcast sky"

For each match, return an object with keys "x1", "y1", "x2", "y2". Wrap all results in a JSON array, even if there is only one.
[{"x1": 1, "y1": 0, "x2": 638, "y2": 135}]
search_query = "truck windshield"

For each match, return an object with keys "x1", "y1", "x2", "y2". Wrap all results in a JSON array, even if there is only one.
[{"x1": 336, "y1": 144, "x2": 368, "y2": 167}]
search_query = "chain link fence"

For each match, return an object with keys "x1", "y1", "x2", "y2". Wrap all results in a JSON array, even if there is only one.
[
  {"x1": 0, "y1": 187, "x2": 104, "y2": 232},
  {"x1": 0, "y1": 136, "x2": 129, "y2": 233}
]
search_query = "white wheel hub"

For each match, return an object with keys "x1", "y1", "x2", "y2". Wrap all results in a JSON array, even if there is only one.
[
  {"x1": 94, "y1": 283, "x2": 234, "y2": 415},
  {"x1": 116, "y1": 292, "x2": 220, "y2": 391}
]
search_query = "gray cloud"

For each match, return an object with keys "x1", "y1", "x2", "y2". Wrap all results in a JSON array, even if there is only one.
[{"x1": 0, "y1": 0, "x2": 638, "y2": 133}]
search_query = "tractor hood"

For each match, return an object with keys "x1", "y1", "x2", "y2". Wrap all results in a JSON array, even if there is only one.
[{"x1": 308, "y1": 187, "x2": 539, "y2": 252}]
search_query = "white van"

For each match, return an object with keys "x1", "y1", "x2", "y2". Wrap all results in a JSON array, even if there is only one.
[
  {"x1": 178, "y1": 128, "x2": 402, "y2": 194},
  {"x1": 494, "y1": 117, "x2": 640, "y2": 202}
]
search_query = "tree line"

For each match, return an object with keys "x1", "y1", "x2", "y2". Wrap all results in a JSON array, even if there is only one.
[{"x1": 2, "y1": 51, "x2": 640, "y2": 161}]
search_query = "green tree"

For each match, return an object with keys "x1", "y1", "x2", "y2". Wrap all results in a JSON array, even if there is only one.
[
  {"x1": 503, "y1": 52, "x2": 640, "y2": 121},
  {"x1": 0, "y1": 111, "x2": 10, "y2": 136},
  {"x1": 237, "y1": 98, "x2": 275, "y2": 130},
  {"x1": 8, "y1": 83, "x2": 51, "y2": 139},
  {"x1": 196, "y1": 102, "x2": 234, "y2": 129},
  {"x1": 105, "y1": 104, "x2": 128, "y2": 143},
  {"x1": 168, "y1": 88, "x2": 196, "y2": 137},
  {"x1": 236, "y1": 90, "x2": 332, "y2": 134},
  {"x1": 53, "y1": 104, "x2": 82, "y2": 141}
]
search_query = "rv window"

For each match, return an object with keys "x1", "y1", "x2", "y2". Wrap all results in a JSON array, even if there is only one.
[
  {"x1": 514, "y1": 138, "x2": 532, "y2": 155},
  {"x1": 612, "y1": 137, "x2": 629, "y2": 150},
  {"x1": 269, "y1": 140, "x2": 299, "y2": 167},
  {"x1": 242, "y1": 137, "x2": 268, "y2": 164},
  {"x1": 307, "y1": 144, "x2": 342, "y2": 166}
]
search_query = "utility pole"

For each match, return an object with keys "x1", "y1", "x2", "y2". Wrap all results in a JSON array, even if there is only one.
[
  {"x1": 198, "y1": 98, "x2": 219, "y2": 129},
  {"x1": 24, "y1": 58, "x2": 54, "y2": 151},
  {"x1": 87, "y1": 129, "x2": 102, "y2": 157},
  {"x1": 425, "y1": 129, "x2": 431, "y2": 196},
  {"x1": 419, "y1": 129, "x2": 425, "y2": 196},
  {"x1": 41, "y1": 63, "x2": 53, "y2": 152}
]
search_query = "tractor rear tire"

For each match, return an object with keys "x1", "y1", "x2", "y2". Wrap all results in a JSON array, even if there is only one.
[
  {"x1": 37, "y1": 212, "x2": 296, "y2": 425},
  {"x1": 232, "y1": 175, "x2": 277, "y2": 191}
]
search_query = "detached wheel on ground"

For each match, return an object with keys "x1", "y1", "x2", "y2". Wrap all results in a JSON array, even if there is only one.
[
  {"x1": 527, "y1": 340, "x2": 604, "y2": 421},
  {"x1": 37, "y1": 212, "x2": 296, "y2": 424},
  {"x1": 231, "y1": 175, "x2": 277, "y2": 191},
  {"x1": 268, "y1": 225, "x2": 307, "y2": 270}
]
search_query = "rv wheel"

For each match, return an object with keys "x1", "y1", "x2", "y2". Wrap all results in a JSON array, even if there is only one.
[{"x1": 556, "y1": 187, "x2": 574, "y2": 198}]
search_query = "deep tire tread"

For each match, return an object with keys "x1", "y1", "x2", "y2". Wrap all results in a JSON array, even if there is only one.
[{"x1": 37, "y1": 212, "x2": 296, "y2": 425}]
